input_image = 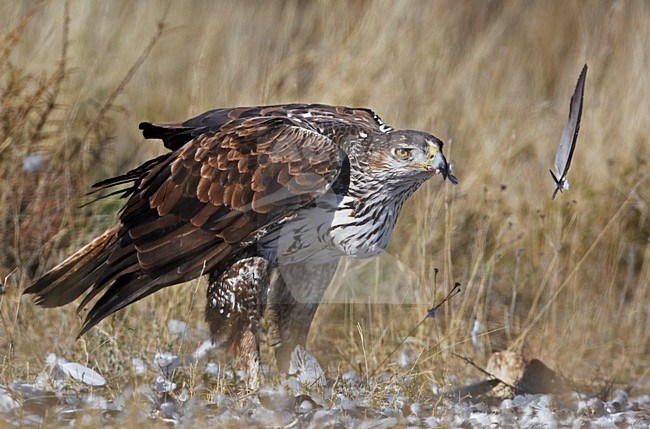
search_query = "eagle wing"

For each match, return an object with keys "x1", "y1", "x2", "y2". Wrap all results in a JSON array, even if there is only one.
[
  {"x1": 139, "y1": 103, "x2": 392, "y2": 150},
  {"x1": 128, "y1": 116, "x2": 345, "y2": 270},
  {"x1": 29, "y1": 114, "x2": 347, "y2": 335}
]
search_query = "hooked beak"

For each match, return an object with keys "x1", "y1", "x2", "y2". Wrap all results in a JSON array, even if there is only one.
[
  {"x1": 429, "y1": 150, "x2": 449, "y2": 179},
  {"x1": 429, "y1": 149, "x2": 458, "y2": 185}
]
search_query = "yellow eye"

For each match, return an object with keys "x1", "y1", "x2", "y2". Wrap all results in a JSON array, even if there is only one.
[{"x1": 395, "y1": 148, "x2": 412, "y2": 158}]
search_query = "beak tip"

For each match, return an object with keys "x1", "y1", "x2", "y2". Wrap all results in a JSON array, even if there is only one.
[
  {"x1": 440, "y1": 154, "x2": 459, "y2": 185},
  {"x1": 429, "y1": 151, "x2": 458, "y2": 184}
]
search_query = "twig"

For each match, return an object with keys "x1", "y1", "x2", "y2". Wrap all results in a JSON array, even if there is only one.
[
  {"x1": 427, "y1": 282, "x2": 461, "y2": 319},
  {"x1": 331, "y1": 346, "x2": 357, "y2": 372},
  {"x1": 369, "y1": 282, "x2": 461, "y2": 378},
  {"x1": 451, "y1": 352, "x2": 516, "y2": 392}
]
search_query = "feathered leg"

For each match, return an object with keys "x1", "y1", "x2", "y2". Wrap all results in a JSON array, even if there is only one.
[
  {"x1": 206, "y1": 256, "x2": 269, "y2": 388},
  {"x1": 267, "y1": 260, "x2": 339, "y2": 372}
]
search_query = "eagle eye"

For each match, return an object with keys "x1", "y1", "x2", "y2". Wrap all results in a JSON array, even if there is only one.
[{"x1": 394, "y1": 148, "x2": 413, "y2": 158}]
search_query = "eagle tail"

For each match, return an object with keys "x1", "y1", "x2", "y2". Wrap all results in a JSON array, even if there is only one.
[{"x1": 24, "y1": 224, "x2": 121, "y2": 308}]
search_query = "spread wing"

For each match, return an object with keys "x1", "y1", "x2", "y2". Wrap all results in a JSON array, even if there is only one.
[
  {"x1": 554, "y1": 64, "x2": 587, "y2": 179},
  {"x1": 75, "y1": 115, "x2": 346, "y2": 334}
]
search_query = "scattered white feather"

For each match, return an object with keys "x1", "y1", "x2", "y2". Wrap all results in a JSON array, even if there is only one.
[
  {"x1": 342, "y1": 370, "x2": 358, "y2": 382},
  {"x1": 131, "y1": 358, "x2": 147, "y2": 376},
  {"x1": 159, "y1": 400, "x2": 180, "y2": 421},
  {"x1": 288, "y1": 345, "x2": 325, "y2": 385},
  {"x1": 359, "y1": 417, "x2": 398, "y2": 428},
  {"x1": 0, "y1": 387, "x2": 18, "y2": 413},
  {"x1": 2, "y1": 351, "x2": 648, "y2": 427},
  {"x1": 46, "y1": 353, "x2": 106, "y2": 387},
  {"x1": 46, "y1": 353, "x2": 58, "y2": 366},
  {"x1": 399, "y1": 344, "x2": 416, "y2": 368},
  {"x1": 153, "y1": 375, "x2": 176, "y2": 393},
  {"x1": 205, "y1": 362, "x2": 221, "y2": 377},
  {"x1": 471, "y1": 320, "x2": 483, "y2": 354},
  {"x1": 336, "y1": 394, "x2": 357, "y2": 411},
  {"x1": 57, "y1": 362, "x2": 107, "y2": 387},
  {"x1": 192, "y1": 339, "x2": 216, "y2": 361},
  {"x1": 298, "y1": 399, "x2": 314, "y2": 413},
  {"x1": 154, "y1": 352, "x2": 180, "y2": 376}
]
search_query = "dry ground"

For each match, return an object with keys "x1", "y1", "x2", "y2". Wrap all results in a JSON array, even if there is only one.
[{"x1": 0, "y1": 0, "x2": 648, "y2": 424}]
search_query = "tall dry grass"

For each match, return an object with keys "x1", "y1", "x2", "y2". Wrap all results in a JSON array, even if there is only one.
[{"x1": 0, "y1": 0, "x2": 648, "y2": 395}]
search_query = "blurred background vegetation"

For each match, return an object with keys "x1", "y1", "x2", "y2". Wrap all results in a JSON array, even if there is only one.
[{"x1": 0, "y1": 0, "x2": 648, "y2": 393}]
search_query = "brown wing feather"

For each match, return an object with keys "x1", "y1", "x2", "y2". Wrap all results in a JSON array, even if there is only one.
[
  {"x1": 28, "y1": 114, "x2": 346, "y2": 336},
  {"x1": 139, "y1": 104, "x2": 390, "y2": 152}
]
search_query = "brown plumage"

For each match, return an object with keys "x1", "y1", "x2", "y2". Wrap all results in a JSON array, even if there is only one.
[{"x1": 25, "y1": 103, "x2": 456, "y2": 378}]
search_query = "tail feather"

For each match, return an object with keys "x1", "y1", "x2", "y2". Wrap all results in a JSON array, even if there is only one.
[
  {"x1": 77, "y1": 273, "x2": 162, "y2": 337},
  {"x1": 24, "y1": 225, "x2": 120, "y2": 307},
  {"x1": 24, "y1": 224, "x2": 158, "y2": 335},
  {"x1": 76, "y1": 251, "x2": 140, "y2": 313},
  {"x1": 24, "y1": 223, "x2": 205, "y2": 337}
]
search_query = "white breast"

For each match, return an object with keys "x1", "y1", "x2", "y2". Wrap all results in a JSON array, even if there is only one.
[
  {"x1": 326, "y1": 194, "x2": 398, "y2": 258},
  {"x1": 257, "y1": 188, "x2": 407, "y2": 266}
]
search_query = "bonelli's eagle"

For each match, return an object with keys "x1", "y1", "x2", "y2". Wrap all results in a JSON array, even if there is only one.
[{"x1": 25, "y1": 104, "x2": 456, "y2": 382}]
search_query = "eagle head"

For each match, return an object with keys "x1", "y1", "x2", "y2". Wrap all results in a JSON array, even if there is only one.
[{"x1": 367, "y1": 130, "x2": 455, "y2": 184}]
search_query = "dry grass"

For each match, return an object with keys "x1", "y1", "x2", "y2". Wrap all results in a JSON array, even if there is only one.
[{"x1": 0, "y1": 0, "x2": 648, "y2": 402}]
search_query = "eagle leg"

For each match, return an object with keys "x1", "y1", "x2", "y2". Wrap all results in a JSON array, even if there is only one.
[
  {"x1": 206, "y1": 256, "x2": 269, "y2": 389},
  {"x1": 267, "y1": 260, "x2": 339, "y2": 372},
  {"x1": 267, "y1": 275, "x2": 319, "y2": 372}
]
